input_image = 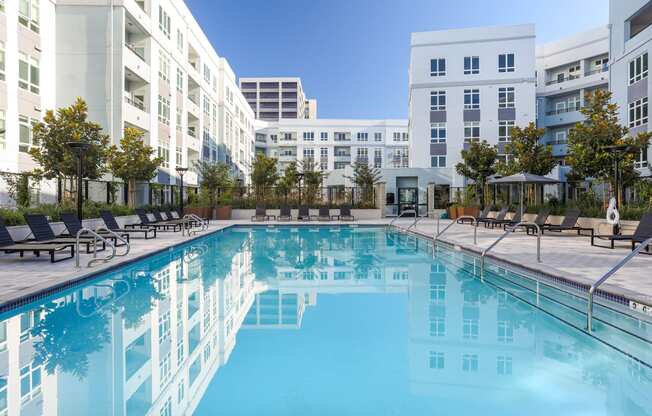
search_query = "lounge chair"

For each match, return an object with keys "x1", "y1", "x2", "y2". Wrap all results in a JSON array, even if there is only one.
[
  {"x1": 251, "y1": 204, "x2": 275, "y2": 221},
  {"x1": 277, "y1": 206, "x2": 292, "y2": 221},
  {"x1": 523, "y1": 208, "x2": 551, "y2": 235},
  {"x1": 541, "y1": 208, "x2": 593, "y2": 237},
  {"x1": 496, "y1": 210, "x2": 522, "y2": 230},
  {"x1": 478, "y1": 207, "x2": 507, "y2": 228},
  {"x1": 151, "y1": 208, "x2": 186, "y2": 226},
  {"x1": 0, "y1": 218, "x2": 75, "y2": 263},
  {"x1": 458, "y1": 207, "x2": 490, "y2": 225},
  {"x1": 59, "y1": 213, "x2": 130, "y2": 246},
  {"x1": 129, "y1": 209, "x2": 181, "y2": 231},
  {"x1": 334, "y1": 206, "x2": 355, "y2": 221},
  {"x1": 24, "y1": 214, "x2": 103, "y2": 254},
  {"x1": 100, "y1": 210, "x2": 157, "y2": 239},
  {"x1": 316, "y1": 207, "x2": 332, "y2": 221},
  {"x1": 591, "y1": 212, "x2": 652, "y2": 252},
  {"x1": 297, "y1": 206, "x2": 311, "y2": 221}
]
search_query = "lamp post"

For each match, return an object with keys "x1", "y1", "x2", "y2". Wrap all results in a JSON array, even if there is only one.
[
  {"x1": 66, "y1": 141, "x2": 91, "y2": 221},
  {"x1": 297, "y1": 172, "x2": 305, "y2": 207},
  {"x1": 176, "y1": 166, "x2": 188, "y2": 216},
  {"x1": 603, "y1": 143, "x2": 637, "y2": 234}
]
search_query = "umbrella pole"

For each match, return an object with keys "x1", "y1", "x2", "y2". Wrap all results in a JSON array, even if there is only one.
[{"x1": 520, "y1": 182, "x2": 524, "y2": 218}]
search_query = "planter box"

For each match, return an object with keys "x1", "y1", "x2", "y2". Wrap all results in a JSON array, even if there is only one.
[
  {"x1": 215, "y1": 206, "x2": 232, "y2": 220},
  {"x1": 458, "y1": 207, "x2": 479, "y2": 218},
  {"x1": 447, "y1": 207, "x2": 459, "y2": 220},
  {"x1": 231, "y1": 208, "x2": 381, "y2": 220}
]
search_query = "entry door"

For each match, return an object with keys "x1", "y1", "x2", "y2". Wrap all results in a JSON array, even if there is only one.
[{"x1": 398, "y1": 188, "x2": 418, "y2": 216}]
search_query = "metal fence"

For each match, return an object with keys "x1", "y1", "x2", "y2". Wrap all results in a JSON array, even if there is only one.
[{"x1": 224, "y1": 185, "x2": 376, "y2": 209}]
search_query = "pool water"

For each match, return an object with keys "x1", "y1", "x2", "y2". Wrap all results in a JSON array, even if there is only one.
[{"x1": 0, "y1": 226, "x2": 650, "y2": 415}]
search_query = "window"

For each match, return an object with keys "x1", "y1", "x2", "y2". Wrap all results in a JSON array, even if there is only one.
[
  {"x1": 636, "y1": 148, "x2": 649, "y2": 169},
  {"x1": 160, "y1": 396, "x2": 172, "y2": 416},
  {"x1": 499, "y1": 121, "x2": 514, "y2": 142},
  {"x1": 176, "y1": 68, "x2": 183, "y2": 93},
  {"x1": 374, "y1": 132, "x2": 382, "y2": 142},
  {"x1": 464, "y1": 89, "x2": 480, "y2": 109},
  {"x1": 498, "y1": 87, "x2": 515, "y2": 108},
  {"x1": 463, "y1": 317, "x2": 479, "y2": 339},
  {"x1": 159, "y1": 52, "x2": 170, "y2": 83},
  {"x1": 430, "y1": 58, "x2": 446, "y2": 76},
  {"x1": 334, "y1": 132, "x2": 349, "y2": 141},
  {"x1": 159, "y1": 6, "x2": 171, "y2": 39},
  {"x1": 158, "y1": 311, "x2": 171, "y2": 344},
  {"x1": 497, "y1": 356, "x2": 513, "y2": 375},
  {"x1": 554, "y1": 130, "x2": 567, "y2": 144},
  {"x1": 160, "y1": 352, "x2": 172, "y2": 387},
  {"x1": 431, "y1": 156, "x2": 446, "y2": 167},
  {"x1": 177, "y1": 29, "x2": 184, "y2": 52},
  {"x1": 498, "y1": 53, "x2": 515, "y2": 72},
  {"x1": 19, "y1": 115, "x2": 37, "y2": 153},
  {"x1": 629, "y1": 53, "x2": 648, "y2": 84},
  {"x1": 0, "y1": 110, "x2": 5, "y2": 150},
  {"x1": 18, "y1": 53, "x2": 39, "y2": 94},
  {"x1": 0, "y1": 42, "x2": 5, "y2": 81},
  {"x1": 356, "y1": 132, "x2": 368, "y2": 141},
  {"x1": 464, "y1": 56, "x2": 479, "y2": 74},
  {"x1": 356, "y1": 147, "x2": 368, "y2": 162},
  {"x1": 177, "y1": 380, "x2": 185, "y2": 404},
  {"x1": 176, "y1": 146, "x2": 182, "y2": 166},
  {"x1": 429, "y1": 352, "x2": 444, "y2": 369},
  {"x1": 303, "y1": 131, "x2": 314, "y2": 141},
  {"x1": 18, "y1": 0, "x2": 40, "y2": 33},
  {"x1": 303, "y1": 147, "x2": 314, "y2": 160},
  {"x1": 629, "y1": 2, "x2": 652, "y2": 40},
  {"x1": 176, "y1": 338, "x2": 184, "y2": 366},
  {"x1": 629, "y1": 97, "x2": 648, "y2": 127},
  {"x1": 464, "y1": 121, "x2": 480, "y2": 143},
  {"x1": 158, "y1": 143, "x2": 170, "y2": 168},
  {"x1": 320, "y1": 132, "x2": 328, "y2": 140},
  {"x1": 203, "y1": 64, "x2": 211, "y2": 83},
  {"x1": 462, "y1": 353, "x2": 478, "y2": 372},
  {"x1": 374, "y1": 148, "x2": 382, "y2": 168},
  {"x1": 158, "y1": 95, "x2": 170, "y2": 125},
  {"x1": 402, "y1": 132, "x2": 409, "y2": 141},
  {"x1": 430, "y1": 91, "x2": 446, "y2": 111},
  {"x1": 20, "y1": 362, "x2": 41, "y2": 403},
  {"x1": 497, "y1": 320, "x2": 514, "y2": 343},
  {"x1": 430, "y1": 316, "x2": 445, "y2": 336},
  {"x1": 393, "y1": 132, "x2": 401, "y2": 141},
  {"x1": 430, "y1": 122, "x2": 446, "y2": 143}
]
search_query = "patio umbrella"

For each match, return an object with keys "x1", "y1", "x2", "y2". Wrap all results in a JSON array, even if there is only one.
[{"x1": 488, "y1": 173, "x2": 558, "y2": 218}]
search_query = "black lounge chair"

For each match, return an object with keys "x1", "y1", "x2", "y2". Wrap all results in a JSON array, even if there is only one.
[
  {"x1": 541, "y1": 208, "x2": 593, "y2": 237},
  {"x1": 151, "y1": 208, "x2": 186, "y2": 226},
  {"x1": 277, "y1": 206, "x2": 292, "y2": 221},
  {"x1": 458, "y1": 207, "x2": 490, "y2": 224},
  {"x1": 591, "y1": 212, "x2": 652, "y2": 252},
  {"x1": 252, "y1": 205, "x2": 275, "y2": 221},
  {"x1": 316, "y1": 207, "x2": 332, "y2": 221},
  {"x1": 100, "y1": 210, "x2": 157, "y2": 239},
  {"x1": 24, "y1": 214, "x2": 102, "y2": 254},
  {"x1": 0, "y1": 218, "x2": 75, "y2": 263},
  {"x1": 523, "y1": 208, "x2": 551, "y2": 235},
  {"x1": 478, "y1": 207, "x2": 507, "y2": 228},
  {"x1": 130, "y1": 209, "x2": 181, "y2": 231},
  {"x1": 496, "y1": 210, "x2": 522, "y2": 230},
  {"x1": 298, "y1": 206, "x2": 311, "y2": 221},
  {"x1": 59, "y1": 213, "x2": 130, "y2": 246},
  {"x1": 335, "y1": 206, "x2": 355, "y2": 221}
]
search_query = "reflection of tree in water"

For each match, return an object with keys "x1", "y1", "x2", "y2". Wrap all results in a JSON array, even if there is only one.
[
  {"x1": 112, "y1": 272, "x2": 164, "y2": 329},
  {"x1": 199, "y1": 232, "x2": 248, "y2": 289},
  {"x1": 31, "y1": 298, "x2": 111, "y2": 379},
  {"x1": 250, "y1": 231, "x2": 278, "y2": 280},
  {"x1": 350, "y1": 231, "x2": 382, "y2": 279}
]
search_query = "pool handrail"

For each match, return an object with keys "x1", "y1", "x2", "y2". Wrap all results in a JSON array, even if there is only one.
[
  {"x1": 95, "y1": 227, "x2": 130, "y2": 257},
  {"x1": 480, "y1": 221, "x2": 541, "y2": 271},
  {"x1": 75, "y1": 228, "x2": 116, "y2": 268},
  {"x1": 388, "y1": 210, "x2": 418, "y2": 230},
  {"x1": 434, "y1": 215, "x2": 478, "y2": 245},
  {"x1": 587, "y1": 236, "x2": 652, "y2": 332},
  {"x1": 406, "y1": 213, "x2": 427, "y2": 232}
]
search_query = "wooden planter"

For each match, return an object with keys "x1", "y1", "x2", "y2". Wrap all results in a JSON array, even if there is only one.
[
  {"x1": 459, "y1": 207, "x2": 480, "y2": 218},
  {"x1": 215, "y1": 206, "x2": 232, "y2": 220},
  {"x1": 447, "y1": 206, "x2": 459, "y2": 220},
  {"x1": 185, "y1": 207, "x2": 211, "y2": 219}
]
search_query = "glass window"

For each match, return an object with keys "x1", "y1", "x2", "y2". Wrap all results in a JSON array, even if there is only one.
[
  {"x1": 176, "y1": 68, "x2": 183, "y2": 93},
  {"x1": 19, "y1": 115, "x2": 37, "y2": 153},
  {"x1": 498, "y1": 53, "x2": 515, "y2": 72},
  {"x1": 303, "y1": 131, "x2": 314, "y2": 141},
  {"x1": 320, "y1": 132, "x2": 328, "y2": 140},
  {"x1": 464, "y1": 56, "x2": 479, "y2": 74},
  {"x1": 158, "y1": 95, "x2": 170, "y2": 125},
  {"x1": 159, "y1": 6, "x2": 171, "y2": 39},
  {"x1": 356, "y1": 132, "x2": 368, "y2": 141},
  {"x1": 430, "y1": 58, "x2": 446, "y2": 76},
  {"x1": 430, "y1": 91, "x2": 446, "y2": 111},
  {"x1": 635, "y1": 147, "x2": 649, "y2": 169},
  {"x1": 498, "y1": 87, "x2": 515, "y2": 108},
  {"x1": 464, "y1": 89, "x2": 480, "y2": 109},
  {"x1": 19, "y1": 0, "x2": 40, "y2": 33},
  {"x1": 429, "y1": 351, "x2": 444, "y2": 369},
  {"x1": 629, "y1": 53, "x2": 648, "y2": 85},
  {"x1": 464, "y1": 121, "x2": 480, "y2": 143},
  {"x1": 177, "y1": 29, "x2": 184, "y2": 52},
  {"x1": 430, "y1": 155, "x2": 446, "y2": 167},
  {"x1": 159, "y1": 52, "x2": 170, "y2": 83},
  {"x1": 430, "y1": 122, "x2": 446, "y2": 143},
  {"x1": 374, "y1": 132, "x2": 382, "y2": 141},
  {"x1": 499, "y1": 121, "x2": 514, "y2": 142},
  {"x1": 18, "y1": 53, "x2": 39, "y2": 94},
  {"x1": 629, "y1": 97, "x2": 648, "y2": 127}
]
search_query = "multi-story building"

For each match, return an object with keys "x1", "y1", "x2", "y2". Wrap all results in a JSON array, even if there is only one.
[
  {"x1": 408, "y1": 24, "x2": 536, "y2": 189},
  {"x1": 609, "y1": 0, "x2": 652, "y2": 176},
  {"x1": 536, "y1": 26, "x2": 610, "y2": 182},
  {"x1": 239, "y1": 77, "x2": 316, "y2": 121}
]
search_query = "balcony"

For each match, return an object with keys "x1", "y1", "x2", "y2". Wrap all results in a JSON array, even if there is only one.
[
  {"x1": 123, "y1": 94, "x2": 149, "y2": 131},
  {"x1": 186, "y1": 134, "x2": 200, "y2": 153},
  {"x1": 278, "y1": 153, "x2": 297, "y2": 162},
  {"x1": 545, "y1": 74, "x2": 580, "y2": 86},
  {"x1": 545, "y1": 103, "x2": 580, "y2": 116},
  {"x1": 124, "y1": 45, "x2": 149, "y2": 82},
  {"x1": 543, "y1": 103, "x2": 583, "y2": 127},
  {"x1": 187, "y1": 94, "x2": 200, "y2": 118},
  {"x1": 124, "y1": 0, "x2": 151, "y2": 34}
]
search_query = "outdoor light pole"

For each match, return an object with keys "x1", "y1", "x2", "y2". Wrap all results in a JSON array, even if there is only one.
[
  {"x1": 176, "y1": 167, "x2": 188, "y2": 216},
  {"x1": 297, "y1": 172, "x2": 305, "y2": 206},
  {"x1": 66, "y1": 141, "x2": 91, "y2": 221}
]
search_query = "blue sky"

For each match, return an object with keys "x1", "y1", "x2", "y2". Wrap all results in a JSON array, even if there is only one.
[{"x1": 185, "y1": 0, "x2": 609, "y2": 119}]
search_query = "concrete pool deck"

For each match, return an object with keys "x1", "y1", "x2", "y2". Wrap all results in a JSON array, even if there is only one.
[{"x1": 0, "y1": 219, "x2": 650, "y2": 314}]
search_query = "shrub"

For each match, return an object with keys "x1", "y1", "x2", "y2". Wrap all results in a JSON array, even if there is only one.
[{"x1": 0, "y1": 202, "x2": 135, "y2": 226}]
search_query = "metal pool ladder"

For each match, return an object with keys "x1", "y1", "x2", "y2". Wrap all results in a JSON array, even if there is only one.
[
  {"x1": 182, "y1": 214, "x2": 208, "y2": 236},
  {"x1": 586, "y1": 236, "x2": 652, "y2": 332},
  {"x1": 434, "y1": 216, "x2": 478, "y2": 245},
  {"x1": 480, "y1": 221, "x2": 541, "y2": 271},
  {"x1": 388, "y1": 209, "x2": 417, "y2": 232},
  {"x1": 75, "y1": 227, "x2": 130, "y2": 268}
]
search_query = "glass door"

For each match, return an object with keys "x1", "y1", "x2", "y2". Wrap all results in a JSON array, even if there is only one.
[{"x1": 398, "y1": 188, "x2": 418, "y2": 216}]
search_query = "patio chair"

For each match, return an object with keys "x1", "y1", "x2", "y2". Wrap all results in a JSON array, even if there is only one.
[
  {"x1": 24, "y1": 214, "x2": 103, "y2": 254},
  {"x1": 59, "y1": 213, "x2": 130, "y2": 246},
  {"x1": 591, "y1": 212, "x2": 652, "y2": 252},
  {"x1": 129, "y1": 209, "x2": 181, "y2": 232},
  {"x1": 523, "y1": 208, "x2": 551, "y2": 235},
  {"x1": 251, "y1": 204, "x2": 275, "y2": 221},
  {"x1": 298, "y1": 206, "x2": 312, "y2": 221},
  {"x1": 336, "y1": 205, "x2": 355, "y2": 221},
  {"x1": 496, "y1": 210, "x2": 522, "y2": 230},
  {"x1": 478, "y1": 207, "x2": 507, "y2": 228},
  {"x1": 277, "y1": 206, "x2": 292, "y2": 221},
  {"x1": 458, "y1": 206, "x2": 490, "y2": 225},
  {"x1": 151, "y1": 208, "x2": 186, "y2": 226},
  {"x1": 100, "y1": 210, "x2": 157, "y2": 239},
  {"x1": 0, "y1": 218, "x2": 75, "y2": 263},
  {"x1": 316, "y1": 207, "x2": 332, "y2": 221},
  {"x1": 541, "y1": 208, "x2": 593, "y2": 237}
]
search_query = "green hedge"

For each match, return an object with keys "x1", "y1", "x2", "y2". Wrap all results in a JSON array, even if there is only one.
[{"x1": 0, "y1": 202, "x2": 135, "y2": 226}]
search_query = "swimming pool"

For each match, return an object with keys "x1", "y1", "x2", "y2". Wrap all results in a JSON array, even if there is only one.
[{"x1": 0, "y1": 225, "x2": 650, "y2": 415}]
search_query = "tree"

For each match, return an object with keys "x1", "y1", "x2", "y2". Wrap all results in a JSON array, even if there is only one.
[
  {"x1": 497, "y1": 122, "x2": 556, "y2": 176},
  {"x1": 455, "y1": 140, "x2": 497, "y2": 208},
  {"x1": 194, "y1": 160, "x2": 233, "y2": 208},
  {"x1": 567, "y1": 89, "x2": 651, "y2": 190},
  {"x1": 276, "y1": 161, "x2": 299, "y2": 200},
  {"x1": 29, "y1": 98, "x2": 110, "y2": 202},
  {"x1": 300, "y1": 159, "x2": 327, "y2": 204},
  {"x1": 251, "y1": 154, "x2": 279, "y2": 200},
  {"x1": 107, "y1": 127, "x2": 163, "y2": 208},
  {"x1": 346, "y1": 162, "x2": 382, "y2": 207}
]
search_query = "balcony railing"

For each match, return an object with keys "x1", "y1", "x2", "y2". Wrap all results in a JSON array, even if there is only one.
[
  {"x1": 188, "y1": 94, "x2": 199, "y2": 105},
  {"x1": 545, "y1": 104, "x2": 581, "y2": 116},
  {"x1": 545, "y1": 74, "x2": 580, "y2": 86},
  {"x1": 334, "y1": 152, "x2": 351, "y2": 157},
  {"x1": 585, "y1": 65, "x2": 609, "y2": 76},
  {"x1": 549, "y1": 138, "x2": 568, "y2": 145},
  {"x1": 124, "y1": 94, "x2": 145, "y2": 111},
  {"x1": 125, "y1": 43, "x2": 146, "y2": 62},
  {"x1": 188, "y1": 128, "x2": 197, "y2": 138}
]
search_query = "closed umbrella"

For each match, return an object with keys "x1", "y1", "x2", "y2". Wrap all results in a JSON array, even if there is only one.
[{"x1": 488, "y1": 173, "x2": 558, "y2": 218}]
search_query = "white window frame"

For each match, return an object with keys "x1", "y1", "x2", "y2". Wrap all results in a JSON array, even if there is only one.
[
  {"x1": 19, "y1": 115, "x2": 37, "y2": 153},
  {"x1": 430, "y1": 155, "x2": 446, "y2": 168},
  {"x1": 635, "y1": 147, "x2": 649, "y2": 169},
  {"x1": 158, "y1": 95, "x2": 170, "y2": 125},
  {"x1": 629, "y1": 53, "x2": 648, "y2": 85},
  {"x1": 356, "y1": 132, "x2": 368, "y2": 141},
  {"x1": 464, "y1": 121, "x2": 480, "y2": 143},
  {"x1": 498, "y1": 87, "x2": 514, "y2": 108},
  {"x1": 498, "y1": 53, "x2": 515, "y2": 73},
  {"x1": 320, "y1": 132, "x2": 328, "y2": 140},
  {"x1": 464, "y1": 89, "x2": 480, "y2": 109},
  {"x1": 159, "y1": 51, "x2": 170, "y2": 83},
  {"x1": 554, "y1": 130, "x2": 567, "y2": 144},
  {"x1": 176, "y1": 67, "x2": 183, "y2": 93},
  {"x1": 464, "y1": 56, "x2": 479, "y2": 75},
  {"x1": 374, "y1": 132, "x2": 382, "y2": 142},
  {"x1": 629, "y1": 97, "x2": 648, "y2": 128},
  {"x1": 177, "y1": 29, "x2": 184, "y2": 52},
  {"x1": 159, "y1": 6, "x2": 171, "y2": 39},
  {"x1": 430, "y1": 90, "x2": 446, "y2": 111},
  {"x1": 18, "y1": 0, "x2": 40, "y2": 33},
  {"x1": 18, "y1": 52, "x2": 39, "y2": 94},
  {"x1": 303, "y1": 131, "x2": 314, "y2": 141},
  {"x1": 430, "y1": 122, "x2": 446, "y2": 143},
  {"x1": 430, "y1": 58, "x2": 446, "y2": 76},
  {"x1": 498, "y1": 121, "x2": 514, "y2": 142}
]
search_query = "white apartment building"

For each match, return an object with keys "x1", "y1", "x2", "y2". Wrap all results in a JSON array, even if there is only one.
[
  {"x1": 239, "y1": 77, "x2": 316, "y2": 121},
  {"x1": 536, "y1": 26, "x2": 610, "y2": 182},
  {"x1": 408, "y1": 24, "x2": 537, "y2": 189},
  {"x1": 609, "y1": 0, "x2": 652, "y2": 176}
]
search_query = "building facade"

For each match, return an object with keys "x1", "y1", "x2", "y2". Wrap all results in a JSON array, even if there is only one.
[
  {"x1": 609, "y1": 0, "x2": 652, "y2": 176},
  {"x1": 408, "y1": 24, "x2": 537, "y2": 188},
  {"x1": 239, "y1": 77, "x2": 316, "y2": 121}
]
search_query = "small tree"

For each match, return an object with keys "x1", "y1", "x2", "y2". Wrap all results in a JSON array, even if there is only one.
[
  {"x1": 346, "y1": 162, "x2": 382, "y2": 207},
  {"x1": 455, "y1": 140, "x2": 497, "y2": 209},
  {"x1": 497, "y1": 122, "x2": 556, "y2": 176},
  {"x1": 107, "y1": 127, "x2": 163, "y2": 208},
  {"x1": 567, "y1": 90, "x2": 651, "y2": 191},
  {"x1": 251, "y1": 154, "x2": 279, "y2": 200},
  {"x1": 276, "y1": 162, "x2": 299, "y2": 200},
  {"x1": 194, "y1": 160, "x2": 233, "y2": 208},
  {"x1": 29, "y1": 98, "x2": 110, "y2": 202},
  {"x1": 300, "y1": 159, "x2": 327, "y2": 204}
]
